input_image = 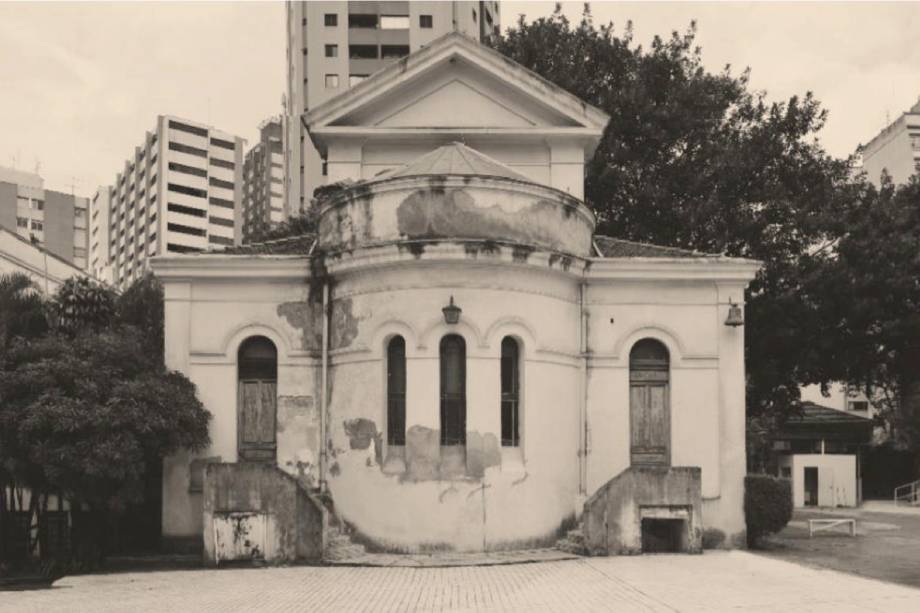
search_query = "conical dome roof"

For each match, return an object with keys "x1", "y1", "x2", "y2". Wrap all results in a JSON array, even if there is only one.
[{"x1": 376, "y1": 142, "x2": 532, "y2": 183}]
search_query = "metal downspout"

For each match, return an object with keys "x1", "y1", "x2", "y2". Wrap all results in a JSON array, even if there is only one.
[
  {"x1": 320, "y1": 281, "x2": 329, "y2": 493},
  {"x1": 579, "y1": 280, "x2": 589, "y2": 498}
]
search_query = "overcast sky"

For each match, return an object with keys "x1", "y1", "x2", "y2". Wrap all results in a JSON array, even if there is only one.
[{"x1": 1, "y1": 1, "x2": 918, "y2": 195}]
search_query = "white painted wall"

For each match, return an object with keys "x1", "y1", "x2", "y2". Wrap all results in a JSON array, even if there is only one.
[{"x1": 779, "y1": 454, "x2": 858, "y2": 508}]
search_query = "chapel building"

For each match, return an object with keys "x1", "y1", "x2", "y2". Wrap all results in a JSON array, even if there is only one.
[{"x1": 151, "y1": 33, "x2": 760, "y2": 562}]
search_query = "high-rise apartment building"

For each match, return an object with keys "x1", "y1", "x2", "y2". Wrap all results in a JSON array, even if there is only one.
[
  {"x1": 283, "y1": 1, "x2": 500, "y2": 216},
  {"x1": 241, "y1": 117, "x2": 285, "y2": 241},
  {"x1": 90, "y1": 115, "x2": 244, "y2": 289},
  {"x1": 0, "y1": 166, "x2": 89, "y2": 270},
  {"x1": 861, "y1": 97, "x2": 920, "y2": 187}
]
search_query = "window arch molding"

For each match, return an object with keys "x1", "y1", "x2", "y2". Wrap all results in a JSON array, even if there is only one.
[
  {"x1": 222, "y1": 323, "x2": 292, "y2": 362},
  {"x1": 370, "y1": 319, "x2": 418, "y2": 359},
  {"x1": 614, "y1": 325, "x2": 685, "y2": 367},
  {"x1": 484, "y1": 316, "x2": 537, "y2": 355}
]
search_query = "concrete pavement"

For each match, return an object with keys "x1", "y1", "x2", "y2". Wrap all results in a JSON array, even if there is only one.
[{"x1": 2, "y1": 550, "x2": 917, "y2": 612}]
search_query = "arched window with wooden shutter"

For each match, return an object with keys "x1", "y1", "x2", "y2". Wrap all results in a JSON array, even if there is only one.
[
  {"x1": 387, "y1": 335, "x2": 406, "y2": 446},
  {"x1": 237, "y1": 336, "x2": 278, "y2": 462},
  {"x1": 440, "y1": 334, "x2": 466, "y2": 446}
]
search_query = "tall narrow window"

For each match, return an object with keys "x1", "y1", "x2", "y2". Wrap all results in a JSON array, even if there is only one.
[
  {"x1": 500, "y1": 337, "x2": 520, "y2": 447},
  {"x1": 387, "y1": 336, "x2": 406, "y2": 446},
  {"x1": 238, "y1": 336, "x2": 278, "y2": 462},
  {"x1": 440, "y1": 334, "x2": 466, "y2": 445},
  {"x1": 629, "y1": 339, "x2": 670, "y2": 466}
]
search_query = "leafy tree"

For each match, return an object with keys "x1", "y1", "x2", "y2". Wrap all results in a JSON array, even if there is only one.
[
  {"x1": 492, "y1": 7, "x2": 856, "y2": 421},
  {"x1": 0, "y1": 272, "x2": 48, "y2": 351},
  {"x1": 49, "y1": 276, "x2": 116, "y2": 336},
  {"x1": 0, "y1": 328, "x2": 210, "y2": 514},
  {"x1": 116, "y1": 272, "x2": 165, "y2": 364},
  {"x1": 244, "y1": 180, "x2": 353, "y2": 244}
]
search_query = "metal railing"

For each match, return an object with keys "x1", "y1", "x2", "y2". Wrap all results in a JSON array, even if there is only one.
[{"x1": 894, "y1": 479, "x2": 920, "y2": 505}]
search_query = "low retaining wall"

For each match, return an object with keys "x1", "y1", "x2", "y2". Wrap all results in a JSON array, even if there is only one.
[{"x1": 202, "y1": 463, "x2": 325, "y2": 565}]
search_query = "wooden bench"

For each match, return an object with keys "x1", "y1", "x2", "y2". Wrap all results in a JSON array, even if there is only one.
[{"x1": 808, "y1": 518, "x2": 856, "y2": 537}]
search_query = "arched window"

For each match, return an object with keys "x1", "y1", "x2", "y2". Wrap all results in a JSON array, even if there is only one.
[
  {"x1": 500, "y1": 337, "x2": 520, "y2": 447},
  {"x1": 238, "y1": 336, "x2": 278, "y2": 462},
  {"x1": 387, "y1": 336, "x2": 406, "y2": 446},
  {"x1": 440, "y1": 334, "x2": 466, "y2": 445},
  {"x1": 629, "y1": 338, "x2": 670, "y2": 466}
]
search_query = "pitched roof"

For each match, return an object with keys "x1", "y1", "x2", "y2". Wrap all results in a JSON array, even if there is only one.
[
  {"x1": 593, "y1": 236, "x2": 715, "y2": 258},
  {"x1": 374, "y1": 142, "x2": 532, "y2": 183},
  {"x1": 791, "y1": 402, "x2": 874, "y2": 425},
  {"x1": 215, "y1": 234, "x2": 316, "y2": 256}
]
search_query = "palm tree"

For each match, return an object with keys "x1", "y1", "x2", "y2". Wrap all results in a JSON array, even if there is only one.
[{"x1": 0, "y1": 272, "x2": 48, "y2": 350}]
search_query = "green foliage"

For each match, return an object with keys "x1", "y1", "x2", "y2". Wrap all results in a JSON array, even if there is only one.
[
  {"x1": 493, "y1": 7, "x2": 856, "y2": 419},
  {"x1": 243, "y1": 180, "x2": 352, "y2": 244},
  {"x1": 0, "y1": 328, "x2": 209, "y2": 512},
  {"x1": 49, "y1": 276, "x2": 116, "y2": 336},
  {"x1": 0, "y1": 272, "x2": 48, "y2": 350},
  {"x1": 116, "y1": 272, "x2": 165, "y2": 364},
  {"x1": 744, "y1": 474, "x2": 793, "y2": 547}
]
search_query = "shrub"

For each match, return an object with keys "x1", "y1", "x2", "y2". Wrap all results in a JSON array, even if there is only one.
[{"x1": 744, "y1": 474, "x2": 793, "y2": 548}]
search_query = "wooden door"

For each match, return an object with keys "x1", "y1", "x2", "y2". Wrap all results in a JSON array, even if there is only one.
[
  {"x1": 238, "y1": 379, "x2": 277, "y2": 462},
  {"x1": 630, "y1": 380, "x2": 670, "y2": 466}
]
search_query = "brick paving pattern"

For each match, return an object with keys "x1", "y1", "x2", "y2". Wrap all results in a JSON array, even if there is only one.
[{"x1": 2, "y1": 551, "x2": 918, "y2": 612}]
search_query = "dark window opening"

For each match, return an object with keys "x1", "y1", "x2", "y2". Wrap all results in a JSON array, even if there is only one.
[
  {"x1": 168, "y1": 141, "x2": 207, "y2": 158},
  {"x1": 209, "y1": 216, "x2": 234, "y2": 227},
  {"x1": 641, "y1": 518, "x2": 686, "y2": 553},
  {"x1": 381, "y1": 45, "x2": 410, "y2": 59},
  {"x1": 387, "y1": 336, "x2": 406, "y2": 446},
  {"x1": 167, "y1": 243, "x2": 202, "y2": 253},
  {"x1": 168, "y1": 222, "x2": 206, "y2": 237},
  {"x1": 348, "y1": 13, "x2": 378, "y2": 28},
  {"x1": 325, "y1": 44, "x2": 338, "y2": 58},
  {"x1": 419, "y1": 14, "x2": 433, "y2": 28},
  {"x1": 501, "y1": 337, "x2": 520, "y2": 447},
  {"x1": 349, "y1": 44, "x2": 378, "y2": 59},
  {"x1": 210, "y1": 158, "x2": 235, "y2": 170},
  {"x1": 167, "y1": 183, "x2": 207, "y2": 198},
  {"x1": 209, "y1": 235, "x2": 234, "y2": 246},
  {"x1": 440, "y1": 334, "x2": 466, "y2": 445},
  {"x1": 209, "y1": 196, "x2": 234, "y2": 209},
  {"x1": 210, "y1": 137, "x2": 235, "y2": 150},
  {"x1": 168, "y1": 162, "x2": 207, "y2": 178},
  {"x1": 209, "y1": 177, "x2": 234, "y2": 190},
  {"x1": 169, "y1": 120, "x2": 208, "y2": 138},
  {"x1": 324, "y1": 13, "x2": 337, "y2": 26},
  {"x1": 167, "y1": 202, "x2": 206, "y2": 217}
]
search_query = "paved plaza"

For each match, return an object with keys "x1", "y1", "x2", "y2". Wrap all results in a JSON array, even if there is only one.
[{"x1": 2, "y1": 550, "x2": 918, "y2": 612}]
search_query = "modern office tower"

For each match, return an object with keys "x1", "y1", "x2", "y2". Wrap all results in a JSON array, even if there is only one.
[
  {"x1": 861, "y1": 97, "x2": 920, "y2": 187},
  {"x1": 90, "y1": 115, "x2": 244, "y2": 289},
  {"x1": 241, "y1": 117, "x2": 285, "y2": 241},
  {"x1": 0, "y1": 166, "x2": 89, "y2": 270},
  {"x1": 283, "y1": 1, "x2": 500, "y2": 216}
]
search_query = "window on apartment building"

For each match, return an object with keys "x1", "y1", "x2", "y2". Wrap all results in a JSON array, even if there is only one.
[
  {"x1": 322, "y1": 161, "x2": 328, "y2": 176},
  {"x1": 324, "y1": 13, "x2": 337, "y2": 26},
  {"x1": 32, "y1": 199, "x2": 44, "y2": 211},
  {"x1": 349, "y1": 44, "x2": 378, "y2": 59},
  {"x1": 168, "y1": 162, "x2": 208, "y2": 178},
  {"x1": 169, "y1": 141, "x2": 207, "y2": 158},
  {"x1": 167, "y1": 222, "x2": 206, "y2": 237},
  {"x1": 210, "y1": 157, "x2": 235, "y2": 170},
  {"x1": 209, "y1": 216, "x2": 234, "y2": 228},
  {"x1": 348, "y1": 13, "x2": 377, "y2": 28},
  {"x1": 167, "y1": 243, "x2": 202, "y2": 253},
  {"x1": 419, "y1": 14, "x2": 433, "y2": 28},
  {"x1": 16, "y1": 217, "x2": 28, "y2": 228},
  {"x1": 848, "y1": 401, "x2": 869, "y2": 412},
  {"x1": 325, "y1": 44, "x2": 338, "y2": 58},
  {"x1": 210, "y1": 137, "x2": 235, "y2": 151},
  {"x1": 209, "y1": 196, "x2": 234, "y2": 209},
  {"x1": 167, "y1": 202, "x2": 207, "y2": 217},
  {"x1": 347, "y1": 73, "x2": 368, "y2": 86},
  {"x1": 381, "y1": 45, "x2": 410, "y2": 59},
  {"x1": 167, "y1": 183, "x2": 207, "y2": 198},
  {"x1": 31, "y1": 221, "x2": 43, "y2": 231},
  {"x1": 209, "y1": 235, "x2": 234, "y2": 246},
  {"x1": 209, "y1": 177, "x2": 234, "y2": 190},
  {"x1": 325, "y1": 74, "x2": 339, "y2": 88},
  {"x1": 169, "y1": 120, "x2": 208, "y2": 138},
  {"x1": 380, "y1": 15, "x2": 409, "y2": 30}
]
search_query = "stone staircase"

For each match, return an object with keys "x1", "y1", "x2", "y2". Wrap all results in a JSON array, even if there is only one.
[
  {"x1": 324, "y1": 524, "x2": 368, "y2": 562},
  {"x1": 555, "y1": 524, "x2": 589, "y2": 556}
]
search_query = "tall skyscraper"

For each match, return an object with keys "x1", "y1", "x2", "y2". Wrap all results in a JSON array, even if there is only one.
[
  {"x1": 90, "y1": 115, "x2": 244, "y2": 288},
  {"x1": 861, "y1": 97, "x2": 920, "y2": 187},
  {"x1": 283, "y1": 1, "x2": 500, "y2": 216},
  {"x1": 241, "y1": 117, "x2": 284, "y2": 241},
  {"x1": 0, "y1": 166, "x2": 89, "y2": 270}
]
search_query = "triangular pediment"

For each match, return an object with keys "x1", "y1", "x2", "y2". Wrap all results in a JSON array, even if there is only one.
[{"x1": 305, "y1": 32, "x2": 609, "y2": 142}]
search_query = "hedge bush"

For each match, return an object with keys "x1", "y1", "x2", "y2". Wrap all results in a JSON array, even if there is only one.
[{"x1": 744, "y1": 474, "x2": 793, "y2": 548}]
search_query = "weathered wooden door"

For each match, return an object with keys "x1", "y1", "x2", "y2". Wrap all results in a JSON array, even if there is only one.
[
  {"x1": 629, "y1": 339, "x2": 670, "y2": 466},
  {"x1": 237, "y1": 336, "x2": 279, "y2": 463}
]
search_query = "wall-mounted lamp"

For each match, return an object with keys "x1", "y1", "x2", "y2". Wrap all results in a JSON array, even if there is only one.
[
  {"x1": 442, "y1": 295, "x2": 462, "y2": 325},
  {"x1": 725, "y1": 299, "x2": 744, "y2": 327}
]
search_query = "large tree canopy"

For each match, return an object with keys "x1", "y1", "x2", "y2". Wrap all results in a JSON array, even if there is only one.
[{"x1": 492, "y1": 8, "x2": 857, "y2": 419}]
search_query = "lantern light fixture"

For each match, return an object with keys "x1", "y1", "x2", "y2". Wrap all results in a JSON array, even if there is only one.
[{"x1": 442, "y1": 295, "x2": 462, "y2": 325}]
